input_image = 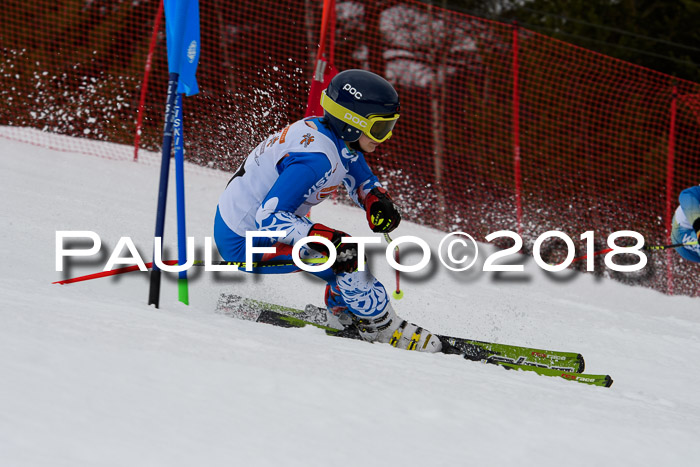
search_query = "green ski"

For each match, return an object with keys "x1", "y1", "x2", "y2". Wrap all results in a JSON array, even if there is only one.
[{"x1": 217, "y1": 294, "x2": 612, "y2": 387}]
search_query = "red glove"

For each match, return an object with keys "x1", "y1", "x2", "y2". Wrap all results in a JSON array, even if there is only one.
[
  {"x1": 364, "y1": 187, "x2": 401, "y2": 233},
  {"x1": 307, "y1": 224, "x2": 359, "y2": 274}
]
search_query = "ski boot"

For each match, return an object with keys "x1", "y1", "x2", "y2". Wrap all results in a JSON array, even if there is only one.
[{"x1": 352, "y1": 304, "x2": 442, "y2": 353}]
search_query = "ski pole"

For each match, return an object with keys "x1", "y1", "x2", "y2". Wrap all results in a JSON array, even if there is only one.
[
  {"x1": 383, "y1": 233, "x2": 404, "y2": 299},
  {"x1": 644, "y1": 240, "x2": 698, "y2": 251},
  {"x1": 568, "y1": 240, "x2": 698, "y2": 265}
]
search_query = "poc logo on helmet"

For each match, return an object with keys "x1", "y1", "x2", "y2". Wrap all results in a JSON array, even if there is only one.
[
  {"x1": 342, "y1": 83, "x2": 362, "y2": 99},
  {"x1": 344, "y1": 113, "x2": 367, "y2": 127}
]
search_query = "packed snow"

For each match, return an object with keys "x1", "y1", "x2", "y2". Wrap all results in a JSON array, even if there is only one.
[{"x1": 1, "y1": 131, "x2": 699, "y2": 467}]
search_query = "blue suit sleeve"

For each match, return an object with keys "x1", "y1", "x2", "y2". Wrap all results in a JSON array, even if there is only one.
[
  {"x1": 679, "y1": 185, "x2": 700, "y2": 232},
  {"x1": 255, "y1": 152, "x2": 332, "y2": 244},
  {"x1": 343, "y1": 151, "x2": 381, "y2": 208}
]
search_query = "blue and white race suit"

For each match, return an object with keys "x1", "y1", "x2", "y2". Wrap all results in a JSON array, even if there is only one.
[
  {"x1": 671, "y1": 185, "x2": 700, "y2": 263},
  {"x1": 214, "y1": 116, "x2": 390, "y2": 317}
]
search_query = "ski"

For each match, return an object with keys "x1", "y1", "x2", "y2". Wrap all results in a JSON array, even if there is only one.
[
  {"x1": 438, "y1": 335, "x2": 585, "y2": 373},
  {"x1": 217, "y1": 294, "x2": 612, "y2": 387},
  {"x1": 496, "y1": 362, "x2": 613, "y2": 387}
]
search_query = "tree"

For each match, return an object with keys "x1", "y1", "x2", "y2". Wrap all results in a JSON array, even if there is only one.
[{"x1": 444, "y1": 0, "x2": 700, "y2": 83}]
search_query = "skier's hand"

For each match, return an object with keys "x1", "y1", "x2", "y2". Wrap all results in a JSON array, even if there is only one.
[
  {"x1": 307, "y1": 224, "x2": 359, "y2": 274},
  {"x1": 364, "y1": 187, "x2": 401, "y2": 233},
  {"x1": 694, "y1": 218, "x2": 700, "y2": 240}
]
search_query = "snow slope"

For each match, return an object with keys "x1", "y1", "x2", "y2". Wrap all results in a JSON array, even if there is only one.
[{"x1": 1, "y1": 132, "x2": 699, "y2": 467}]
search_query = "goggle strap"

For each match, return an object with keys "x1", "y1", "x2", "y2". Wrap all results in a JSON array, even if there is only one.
[{"x1": 320, "y1": 91, "x2": 372, "y2": 130}]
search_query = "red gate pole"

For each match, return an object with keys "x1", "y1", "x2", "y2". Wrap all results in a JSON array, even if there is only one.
[
  {"x1": 133, "y1": 0, "x2": 164, "y2": 161},
  {"x1": 304, "y1": 0, "x2": 337, "y2": 118},
  {"x1": 665, "y1": 83, "x2": 678, "y2": 294},
  {"x1": 512, "y1": 22, "x2": 522, "y2": 235}
]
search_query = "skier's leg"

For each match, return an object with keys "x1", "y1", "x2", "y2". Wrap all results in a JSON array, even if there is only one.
[
  {"x1": 333, "y1": 269, "x2": 442, "y2": 353},
  {"x1": 323, "y1": 283, "x2": 354, "y2": 330},
  {"x1": 215, "y1": 211, "x2": 440, "y2": 350},
  {"x1": 214, "y1": 208, "x2": 330, "y2": 273},
  {"x1": 215, "y1": 209, "x2": 354, "y2": 329}
]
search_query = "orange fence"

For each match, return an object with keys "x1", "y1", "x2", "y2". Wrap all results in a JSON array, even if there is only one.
[{"x1": 2, "y1": 0, "x2": 699, "y2": 295}]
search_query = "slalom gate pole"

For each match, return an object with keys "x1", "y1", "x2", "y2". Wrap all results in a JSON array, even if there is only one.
[
  {"x1": 148, "y1": 71, "x2": 180, "y2": 308},
  {"x1": 56, "y1": 261, "x2": 179, "y2": 284},
  {"x1": 383, "y1": 233, "x2": 403, "y2": 299},
  {"x1": 569, "y1": 248, "x2": 612, "y2": 265},
  {"x1": 53, "y1": 257, "x2": 329, "y2": 285},
  {"x1": 173, "y1": 93, "x2": 189, "y2": 305}
]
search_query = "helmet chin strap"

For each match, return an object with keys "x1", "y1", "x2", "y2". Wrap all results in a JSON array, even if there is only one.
[{"x1": 349, "y1": 140, "x2": 363, "y2": 152}]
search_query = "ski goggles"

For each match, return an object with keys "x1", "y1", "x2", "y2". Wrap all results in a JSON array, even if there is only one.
[{"x1": 320, "y1": 90, "x2": 400, "y2": 143}]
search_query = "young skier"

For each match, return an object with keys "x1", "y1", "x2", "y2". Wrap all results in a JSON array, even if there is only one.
[
  {"x1": 671, "y1": 185, "x2": 700, "y2": 263},
  {"x1": 214, "y1": 69, "x2": 442, "y2": 352}
]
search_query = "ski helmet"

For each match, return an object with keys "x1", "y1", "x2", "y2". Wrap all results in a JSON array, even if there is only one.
[{"x1": 321, "y1": 69, "x2": 400, "y2": 143}]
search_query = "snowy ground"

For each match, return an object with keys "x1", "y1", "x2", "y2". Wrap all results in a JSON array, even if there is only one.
[{"x1": 1, "y1": 131, "x2": 699, "y2": 467}]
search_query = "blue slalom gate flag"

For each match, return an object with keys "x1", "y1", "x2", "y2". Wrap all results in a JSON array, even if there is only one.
[{"x1": 163, "y1": 0, "x2": 200, "y2": 95}]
